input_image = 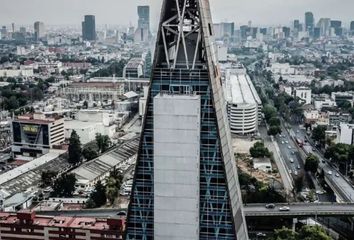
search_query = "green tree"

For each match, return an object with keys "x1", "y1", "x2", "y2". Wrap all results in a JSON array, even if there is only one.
[
  {"x1": 41, "y1": 170, "x2": 58, "y2": 186},
  {"x1": 87, "y1": 180, "x2": 107, "y2": 208},
  {"x1": 269, "y1": 117, "x2": 281, "y2": 126},
  {"x1": 312, "y1": 125, "x2": 327, "y2": 147},
  {"x1": 106, "y1": 177, "x2": 119, "y2": 205},
  {"x1": 268, "y1": 125, "x2": 282, "y2": 136},
  {"x1": 95, "y1": 134, "x2": 111, "y2": 153},
  {"x1": 269, "y1": 226, "x2": 331, "y2": 240},
  {"x1": 68, "y1": 130, "x2": 82, "y2": 164},
  {"x1": 305, "y1": 154, "x2": 319, "y2": 174},
  {"x1": 82, "y1": 146, "x2": 99, "y2": 161},
  {"x1": 298, "y1": 225, "x2": 331, "y2": 240},
  {"x1": 52, "y1": 173, "x2": 77, "y2": 197},
  {"x1": 263, "y1": 104, "x2": 277, "y2": 122},
  {"x1": 250, "y1": 142, "x2": 272, "y2": 158},
  {"x1": 269, "y1": 227, "x2": 298, "y2": 240}
]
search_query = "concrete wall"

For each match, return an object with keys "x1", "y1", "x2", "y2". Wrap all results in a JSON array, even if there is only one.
[{"x1": 153, "y1": 94, "x2": 201, "y2": 240}]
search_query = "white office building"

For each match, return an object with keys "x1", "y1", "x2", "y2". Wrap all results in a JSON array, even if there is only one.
[
  {"x1": 337, "y1": 123, "x2": 354, "y2": 145},
  {"x1": 294, "y1": 87, "x2": 312, "y2": 105},
  {"x1": 224, "y1": 69, "x2": 262, "y2": 135}
]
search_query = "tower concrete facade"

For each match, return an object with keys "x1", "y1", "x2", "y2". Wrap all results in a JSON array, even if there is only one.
[{"x1": 125, "y1": 0, "x2": 248, "y2": 239}]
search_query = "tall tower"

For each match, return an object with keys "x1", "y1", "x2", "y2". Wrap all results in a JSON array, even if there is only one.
[
  {"x1": 82, "y1": 15, "x2": 96, "y2": 41},
  {"x1": 135, "y1": 6, "x2": 151, "y2": 43},
  {"x1": 305, "y1": 12, "x2": 314, "y2": 34},
  {"x1": 125, "y1": 0, "x2": 248, "y2": 239},
  {"x1": 34, "y1": 21, "x2": 45, "y2": 41}
]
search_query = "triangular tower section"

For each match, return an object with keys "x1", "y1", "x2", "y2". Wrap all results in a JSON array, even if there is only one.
[{"x1": 125, "y1": 0, "x2": 248, "y2": 239}]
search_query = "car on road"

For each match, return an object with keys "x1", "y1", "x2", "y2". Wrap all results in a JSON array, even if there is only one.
[
  {"x1": 291, "y1": 151, "x2": 295, "y2": 155},
  {"x1": 285, "y1": 141, "x2": 289, "y2": 144},
  {"x1": 265, "y1": 203, "x2": 275, "y2": 209},
  {"x1": 289, "y1": 170, "x2": 292, "y2": 174},
  {"x1": 281, "y1": 141, "x2": 284, "y2": 144},
  {"x1": 279, "y1": 206, "x2": 290, "y2": 211},
  {"x1": 327, "y1": 171, "x2": 333, "y2": 175},
  {"x1": 288, "y1": 146, "x2": 292, "y2": 149},
  {"x1": 294, "y1": 171, "x2": 298, "y2": 176},
  {"x1": 335, "y1": 173, "x2": 340, "y2": 177},
  {"x1": 256, "y1": 232, "x2": 266, "y2": 237},
  {"x1": 296, "y1": 130, "x2": 300, "y2": 133},
  {"x1": 289, "y1": 158, "x2": 294, "y2": 163},
  {"x1": 297, "y1": 165, "x2": 301, "y2": 169}
]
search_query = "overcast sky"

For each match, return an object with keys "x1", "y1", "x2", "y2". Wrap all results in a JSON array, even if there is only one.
[{"x1": 1, "y1": 0, "x2": 353, "y2": 28}]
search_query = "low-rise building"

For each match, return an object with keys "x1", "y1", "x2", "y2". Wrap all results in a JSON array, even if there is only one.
[
  {"x1": 329, "y1": 112, "x2": 352, "y2": 126},
  {"x1": 294, "y1": 87, "x2": 312, "y2": 105},
  {"x1": 123, "y1": 58, "x2": 144, "y2": 78},
  {"x1": 0, "y1": 211, "x2": 125, "y2": 240},
  {"x1": 253, "y1": 158, "x2": 272, "y2": 172},
  {"x1": 62, "y1": 82, "x2": 125, "y2": 102},
  {"x1": 12, "y1": 113, "x2": 65, "y2": 157}
]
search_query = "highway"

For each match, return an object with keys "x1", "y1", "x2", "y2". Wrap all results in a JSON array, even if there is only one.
[
  {"x1": 243, "y1": 203, "x2": 354, "y2": 217},
  {"x1": 291, "y1": 125, "x2": 354, "y2": 202},
  {"x1": 36, "y1": 203, "x2": 354, "y2": 219}
]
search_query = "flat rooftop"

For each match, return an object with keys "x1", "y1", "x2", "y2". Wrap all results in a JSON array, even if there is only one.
[
  {"x1": 72, "y1": 137, "x2": 139, "y2": 182},
  {"x1": 225, "y1": 73, "x2": 262, "y2": 106},
  {"x1": 0, "y1": 211, "x2": 125, "y2": 231}
]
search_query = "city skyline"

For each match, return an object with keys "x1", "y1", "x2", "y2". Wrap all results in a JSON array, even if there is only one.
[{"x1": 0, "y1": 0, "x2": 354, "y2": 28}]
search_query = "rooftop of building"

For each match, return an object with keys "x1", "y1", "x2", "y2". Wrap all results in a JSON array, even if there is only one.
[
  {"x1": 68, "y1": 81, "x2": 124, "y2": 89},
  {"x1": 14, "y1": 113, "x2": 62, "y2": 124},
  {"x1": 0, "y1": 211, "x2": 125, "y2": 231},
  {"x1": 71, "y1": 137, "x2": 139, "y2": 182},
  {"x1": 224, "y1": 71, "x2": 262, "y2": 106}
]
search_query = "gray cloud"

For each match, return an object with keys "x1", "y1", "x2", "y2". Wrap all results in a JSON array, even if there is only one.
[{"x1": 0, "y1": 0, "x2": 353, "y2": 28}]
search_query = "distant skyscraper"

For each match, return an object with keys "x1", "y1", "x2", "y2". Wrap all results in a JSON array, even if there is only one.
[
  {"x1": 11, "y1": 23, "x2": 15, "y2": 33},
  {"x1": 282, "y1": 27, "x2": 290, "y2": 38},
  {"x1": 19, "y1": 27, "x2": 26, "y2": 34},
  {"x1": 351, "y1": 21, "x2": 354, "y2": 32},
  {"x1": 82, "y1": 15, "x2": 96, "y2": 41},
  {"x1": 134, "y1": 5, "x2": 151, "y2": 43},
  {"x1": 305, "y1": 12, "x2": 314, "y2": 34},
  {"x1": 313, "y1": 27, "x2": 321, "y2": 39},
  {"x1": 330, "y1": 20, "x2": 342, "y2": 36},
  {"x1": 214, "y1": 22, "x2": 235, "y2": 40},
  {"x1": 317, "y1": 18, "x2": 331, "y2": 37},
  {"x1": 293, "y1": 19, "x2": 300, "y2": 31},
  {"x1": 34, "y1": 21, "x2": 45, "y2": 41},
  {"x1": 125, "y1": 0, "x2": 248, "y2": 239}
]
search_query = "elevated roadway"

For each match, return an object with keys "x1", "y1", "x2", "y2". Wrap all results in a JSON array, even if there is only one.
[{"x1": 244, "y1": 203, "x2": 354, "y2": 217}]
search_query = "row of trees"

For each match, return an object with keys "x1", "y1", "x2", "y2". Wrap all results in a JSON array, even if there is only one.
[
  {"x1": 269, "y1": 225, "x2": 331, "y2": 240},
  {"x1": 86, "y1": 169, "x2": 124, "y2": 208},
  {"x1": 263, "y1": 104, "x2": 282, "y2": 136},
  {"x1": 68, "y1": 131, "x2": 112, "y2": 165}
]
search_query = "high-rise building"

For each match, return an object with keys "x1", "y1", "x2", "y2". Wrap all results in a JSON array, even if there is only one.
[
  {"x1": 317, "y1": 18, "x2": 331, "y2": 37},
  {"x1": 82, "y1": 15, "x2": 96, "y2": 41},
  {"x1": 134, "y1": 6, "x2": 151, "y2": 43},
  {"x1": 313, "y1": 27, "x2": 321, "y2": 39},
  {"x1": 34, "y1": 21, "x2": 45, "y2": 41},
  {"x1": 330, "y1": 20, "x2": 342, "y2": 36},
  {"x1": 305, "y1": 12, "x2": 314, "y2": 34},
  {"x1": 351, "y1": 21, "x2": 354, "y2": 32},
  {"x1": 125, "y1": 0, "x2": 248, "y2": 239},
  {"x1": 293, "y1": 19, "x2": 300, "y2": 31},
  {"x1": 282, "y1": 27, "x2": 291, "y2": 38},
  {"x1": 214, "y1": 22, "x2": 235, "y2": 41}
]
